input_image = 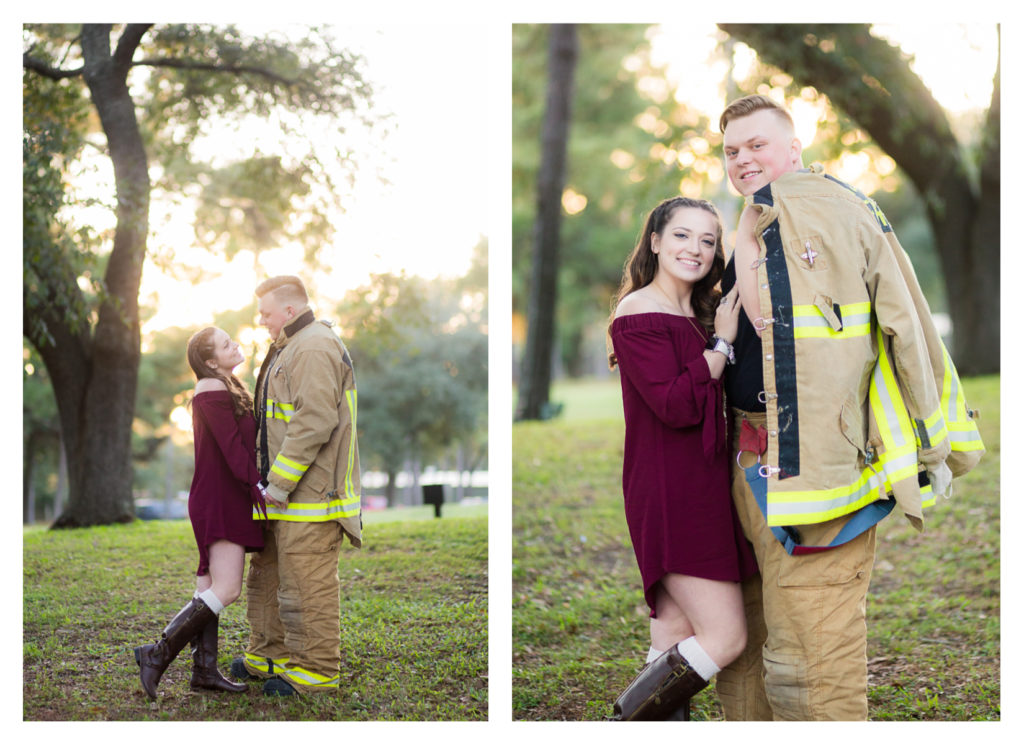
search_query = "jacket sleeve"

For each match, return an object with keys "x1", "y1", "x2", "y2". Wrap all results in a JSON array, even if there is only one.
[
  {"x1": 267, "y1": 347, "x2": 342, "y2": 495},
  {"x1": 861, "y1": 221, "x2": 951, "y2": 469},
  {"x1": 613, "y1": 322, "x2": 724, "y2": 455},
  {"x1": 195, "y1": 394, "x2": 261, "y2": 487}
]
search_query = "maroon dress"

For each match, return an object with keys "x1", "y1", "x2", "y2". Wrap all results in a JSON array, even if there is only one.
[
  {"x1": 611, "y1": 313, "x2": 757, "y2": 616},
  {"x1": 188, "y1": 390, "x2": 265, "y2": 575}
]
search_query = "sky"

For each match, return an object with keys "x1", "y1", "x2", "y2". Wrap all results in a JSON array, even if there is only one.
[{"x1": 126, "y1": 24, "x2": 494, "y2": 335}]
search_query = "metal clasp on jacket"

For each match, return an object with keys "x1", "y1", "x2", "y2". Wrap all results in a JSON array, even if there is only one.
[
  {"x1": 757, "y1": 390, "x2": 778, "y2": 404},
  {"x1": 758, "y1": 464, "x2": 781, "y2": 478},
  {"x1": 752, "y1": 317, "x2": 777, "y2": 332}
]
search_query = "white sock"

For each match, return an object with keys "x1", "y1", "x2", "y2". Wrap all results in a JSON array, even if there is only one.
[
  {"x1": 198, "y1": 588, "x2": 224, "y2": 614},
  {"x1": 646, "y1": 646, "x2": 663, "y2": 664},
  {"x1": 676, "y1": 636, "x2": 720, "y2": 681}
]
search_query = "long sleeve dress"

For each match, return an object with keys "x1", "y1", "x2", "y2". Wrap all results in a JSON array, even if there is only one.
[
  {"x1": 611, "y1": 313, "x2": 757, "y2": 616},
  {"x1": 188, "y1": 390, "x2": 266, "y2": 575}
]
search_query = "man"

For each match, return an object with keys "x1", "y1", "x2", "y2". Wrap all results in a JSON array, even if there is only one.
[
  {"x1": 232, "y1": 275, "x2": 362, "y2": 696},
  {"x1": 705, "y1": 95, "x2": 985, "y2": 720}
]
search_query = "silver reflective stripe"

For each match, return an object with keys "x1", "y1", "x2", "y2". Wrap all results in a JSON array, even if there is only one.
[
  {"x1": 872, "y1": 356, "x2": 907, "y2": 448},
  {"x1": 948, "y1": 428, "x2": 983, "y2": 444},
  {"x1": 770, "y1": 469, "x2": 887, "y2": 519},
  {"x1": 280, "y1": 667, "x2": 339, "y2": 687},
  {"x1": 793, "y1": 311, "x2": 871, "y2": 330}
]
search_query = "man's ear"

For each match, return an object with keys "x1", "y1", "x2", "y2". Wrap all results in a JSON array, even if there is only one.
[{"x1": 791, "y1": 137, "x2": 804, "y2": 167}]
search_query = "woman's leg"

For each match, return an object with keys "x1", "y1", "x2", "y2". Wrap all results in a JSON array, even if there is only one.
[
  {"x1": 613, "y1": 573, "x2": 747, "y2": 720},
  {"x1": 650, "y1": 582, "x2": 695, "y2": 654},
  {"x1": 659, "y1": 572, "x2": 747, "y2": 670},
  {"x1": 189, "y1": 540, "x2": 248, "y2": 693},
  {"x1": 203, "y1": 540, "x2": 245, "y2": 608}
]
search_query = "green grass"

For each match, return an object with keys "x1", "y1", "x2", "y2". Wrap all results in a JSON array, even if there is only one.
[
  {"x1": 512, "y1": 375, "x2": 999, "y2": 721},
  {"x1": 23, "y1": 511, "x2": 487, "y2": 721}
]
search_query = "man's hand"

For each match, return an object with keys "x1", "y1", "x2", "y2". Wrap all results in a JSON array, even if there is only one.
[{"x1": 263, "y1": 482, "x2": 289, "y2": 509}]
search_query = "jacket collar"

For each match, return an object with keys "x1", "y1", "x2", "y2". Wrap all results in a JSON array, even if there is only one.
[{"x1": 274, "y1": 308, "x2": 316, "y2": 347}]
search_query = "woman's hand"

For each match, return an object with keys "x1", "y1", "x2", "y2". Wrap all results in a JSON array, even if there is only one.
[{"x1": 714, "y1": 287, "x2": 741, "y2": 343}]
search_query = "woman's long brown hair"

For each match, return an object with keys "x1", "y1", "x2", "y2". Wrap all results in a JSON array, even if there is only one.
[
  {"x1": 186, "y1": 327, "x2": 254, "y2": 417},
  {"x1": 607, "y1": 197, "x2": 725, "y2": 368}
]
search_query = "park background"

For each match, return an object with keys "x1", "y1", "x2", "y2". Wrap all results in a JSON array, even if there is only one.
[
  {"x1": 512, "y1": 23, "x2": 1002, "y2": 720},
  {"x1": 21, "y1": 22, "x2": 492, "y2": 721}
]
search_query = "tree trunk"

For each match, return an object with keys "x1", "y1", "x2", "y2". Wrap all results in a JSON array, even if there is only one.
[
  {"x1": 385, "y1": 469, "x2": 397, "y2": 507},
  {"x1": 516, "y1": 24, "x2": 578, "y2": 420},
  {"x1": 718, "y1": 24, "x2": 999, "y2": 374},
  {"x1": 45, "y1": 24, "x2": 152, "y2": 528}
]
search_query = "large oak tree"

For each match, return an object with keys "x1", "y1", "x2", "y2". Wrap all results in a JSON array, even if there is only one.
[{"x1": 23, "y1": 24, "x2": 376, "y2": 526}]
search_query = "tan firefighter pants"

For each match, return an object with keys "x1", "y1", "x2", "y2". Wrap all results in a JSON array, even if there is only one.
[
  {"x1": 244, "y1": 519, "x2": 344, "y2": 693},
  {"x1": 717, "y1": 410, "x2": 876, "y2": 721}
]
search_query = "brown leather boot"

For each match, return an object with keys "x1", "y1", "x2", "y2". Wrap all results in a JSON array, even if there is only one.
[
  {"x1": 610, "y1": 646, "x2": 710, "y2": 721},
  {"x1": 189, "y1": 615, "x2": 247, "y2": 693},
  {"x1": 134, "y1": 597, "x2": 216, "y2": 700}
]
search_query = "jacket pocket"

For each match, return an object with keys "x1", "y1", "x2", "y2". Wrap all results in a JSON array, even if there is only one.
[
  {"x1": 776, "y1": 520, "x2": 875, "y2": 588},
  {"x1": 293, "y1": 461, "x2": 330, "y2": 500},
  {"x1": 838, "y1": 393, "x2": 868, "y2": 458}
]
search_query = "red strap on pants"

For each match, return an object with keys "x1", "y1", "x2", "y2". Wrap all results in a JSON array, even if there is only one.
[{"x1": 739, "y1": 418, "x2": 768, "y2": 457}]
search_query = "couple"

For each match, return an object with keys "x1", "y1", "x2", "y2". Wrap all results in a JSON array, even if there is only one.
[
  {"x1": 608, "y1": 95, "x2": 984, "y2": 720},
  {"x1": 135, "y1": 275, "x2": 363, "y2": 699}
]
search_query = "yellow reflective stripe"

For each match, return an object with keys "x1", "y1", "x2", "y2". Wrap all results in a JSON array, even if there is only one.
[
  {"x1": 915, "y1": 406, "x2": 949, "y2": 449},
  {"x1": 870, "y1": 325, "x2": 916, "y2": 451},
  {"x1": 937, "y1": 342, "x2": 983, "y2": 452},
  {"x1": 279, "y1": 665, "x2": 340, "y2": 688},
  {"x1": 920, "y1": 481, "x2": 935, "y2": 509},
  {"x1": 267, "y1": 398, "x2": 294, "y2": 422},
  {"x1": 252, "y1": 497, "x2": 359, "y2": 522},
  {"x1": 948, "y1": 421, "x2": 985, "y2": 451},
  {"x1": 344, "y1": 389, "x2": 360, "y2": 514},
  {"x1": 244, "y1": 653, "x2": 290, "y2": 674},
  {"x1": 271, "y1": 453, "x2": 308, "y2": 482},
  {"x1": 766, "y1": 463, "x2": 886, "y2": 526},
  {"x1": 792, "y1": 302, "x2": 872, "y2": 339}
]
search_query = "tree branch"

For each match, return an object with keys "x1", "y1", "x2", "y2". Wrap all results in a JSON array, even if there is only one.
[
  {"x1": 23, "y1": 53, "x2": 83, "y2": 79},
  {"x1": 133, "y1": 56, "x2": 306, "y2": 90},
  {"x1": 113, "y1": 23, "x2": 153, "y2": 71}
]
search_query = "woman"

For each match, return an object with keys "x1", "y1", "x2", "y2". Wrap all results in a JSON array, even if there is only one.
[
  {"x1": 134, "y1": 327, "x2": 267, "y2": 700},
  {"x1": 607, "y1": 197, "x2": 757, "y2": 720}
]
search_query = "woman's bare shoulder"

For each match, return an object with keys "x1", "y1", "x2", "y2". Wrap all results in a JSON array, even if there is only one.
[
  {"x1": 614, "y1": 289, "x2": 662, "y2": 319},
  {"x1": 195, "y1": 377, "x2": 228, "y2": 393}
]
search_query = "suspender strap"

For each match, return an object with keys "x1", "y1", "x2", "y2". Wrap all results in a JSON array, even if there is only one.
[
  {"x1": 744, "y1": 464, "x2": 894, "y2": 555},
  {"x1": 256, "y1": 348, "x2": 280, "y2": 485}
]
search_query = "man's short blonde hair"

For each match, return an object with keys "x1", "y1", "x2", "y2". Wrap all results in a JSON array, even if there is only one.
[
  {"x1": 719, "y1": 94, "x2": 795, "y2": 134},
  {"x1": 255, "y1": 275, "x2": 308, "y2": 307}
]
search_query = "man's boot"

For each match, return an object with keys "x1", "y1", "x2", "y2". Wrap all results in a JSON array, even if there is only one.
[
  {"x1": 189, "y1": 615, "x2": 247, "y2": 693},
  {"x1": 134, "y1": 597, "x2": 217, "y2": 700},
  {"x1": 611, "y1": 646, "x2": 710, "y2": 721}
]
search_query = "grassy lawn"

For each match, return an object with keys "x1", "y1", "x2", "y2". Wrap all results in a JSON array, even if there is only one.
[
  {"x1": 23, "y1": 510, "x2": 487, "y2": 721},
  {"x1": 512, "y1": 375, "x2": 999, "y2": 721}
]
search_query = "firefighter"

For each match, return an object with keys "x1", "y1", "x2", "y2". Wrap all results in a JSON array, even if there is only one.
[{"x1": 232, "y1": 275, "x2": 363, "y2": 696}]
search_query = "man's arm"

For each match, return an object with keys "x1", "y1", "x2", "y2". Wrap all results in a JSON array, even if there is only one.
[
  {"x1": 733, "y1": 205, "x2": 763, "y2": 336},
  {"x1": 266, "y1": 346, "x2": 342, "y2": 499}
]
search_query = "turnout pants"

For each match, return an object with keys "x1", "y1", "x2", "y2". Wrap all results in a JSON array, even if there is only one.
[
  {"x1": 717, "y1": 410, "x2": 876, "y2": 721},
  {"x1": 244, "y1": 519, "x2": 344, "y2": 693}
]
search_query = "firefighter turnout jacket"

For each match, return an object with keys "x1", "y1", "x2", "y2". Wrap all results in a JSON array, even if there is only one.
[
  {"x1": 743, "y1": 165, "x2": 983, "y2": 531},
  {"x1": 253, "y1": 309, "x2": 362, "y2": 547}
]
